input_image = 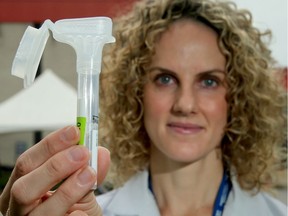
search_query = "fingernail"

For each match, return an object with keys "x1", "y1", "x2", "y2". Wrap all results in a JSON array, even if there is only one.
[
  {"x1": 69, "y1": 146, "x2": 87, "y2": 161},
  {"x1": 78, "y1": 167, "x2": 96, "y2": 186},
  {"x1": 61, "y1": 126, "x2": 78, "y2": 143}
]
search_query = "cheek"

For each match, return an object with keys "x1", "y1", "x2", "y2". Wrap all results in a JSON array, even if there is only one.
[
  {"x1": 199, "y1": 95, "x2": 228, "y2": 123},
  {"x1": 143, "y1": 87, "x2": 172, "y2": 119}
]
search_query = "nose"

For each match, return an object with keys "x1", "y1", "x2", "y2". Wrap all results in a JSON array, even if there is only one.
[{"x1": 172, "y1": 87, "x2": 197, "y2": 116}]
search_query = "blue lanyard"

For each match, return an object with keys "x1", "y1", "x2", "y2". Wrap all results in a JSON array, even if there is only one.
[
  {"x1": 212, "y1": 170, "x2": 232, "y2": 216},
  {"x1": 148, "y1": 170, "x2": 232, "y2": 216}
]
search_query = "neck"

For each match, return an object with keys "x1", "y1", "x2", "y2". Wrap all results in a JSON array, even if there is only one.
[{"x1": 150, "y1": 148, "x2": 224, "y2": 216}]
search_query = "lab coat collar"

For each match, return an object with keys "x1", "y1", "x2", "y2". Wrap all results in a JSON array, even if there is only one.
[
  {"x1": 100, "y1": 170, "x2": 286, "y2": 216},
  {"x1": 103, "y1": 170, "x2": 160, "y2": 216},
  {"x1": 224, "y1": 176, "x2": 287, "y2": 216}
]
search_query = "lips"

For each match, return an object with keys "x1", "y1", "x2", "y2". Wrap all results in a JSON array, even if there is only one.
[{"x1": 167, "y1": 122, "x2": 204, "y2": 134}]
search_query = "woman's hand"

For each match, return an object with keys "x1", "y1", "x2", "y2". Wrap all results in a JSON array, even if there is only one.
[{"x1": 0, "y1": 126, "x2": 110, "y2": 216}]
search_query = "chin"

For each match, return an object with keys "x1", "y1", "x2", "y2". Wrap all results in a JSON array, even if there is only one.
[{"x1": 164, "y1": 146, "x2": 207, "y2": 163}]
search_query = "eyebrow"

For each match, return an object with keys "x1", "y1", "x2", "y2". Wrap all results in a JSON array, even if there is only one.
[{"x1": 148, "y1": 66, "x2": 226, "y2": 76}]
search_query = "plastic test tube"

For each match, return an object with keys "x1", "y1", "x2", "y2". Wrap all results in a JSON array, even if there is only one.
[{"x1": 77, "y1": 71, "x2": 100, "y2": 189}]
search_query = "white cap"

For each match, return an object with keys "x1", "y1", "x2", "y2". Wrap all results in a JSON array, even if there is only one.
[{"x1": 12, "y1": 25, "x2": 49, "y2": 88}]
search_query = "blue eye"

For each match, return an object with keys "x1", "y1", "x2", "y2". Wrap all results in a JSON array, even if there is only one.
[
  {"x1": 202, "y1": 79, "x2": 218, "y2": 87},
  {"x1": 156, "y1": 74, "x2": 174, "y2": 85}
]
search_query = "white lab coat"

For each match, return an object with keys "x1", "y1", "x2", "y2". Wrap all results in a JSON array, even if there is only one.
[{"x1": 97, "y1": 170, "x2": 287, "y2": 216}]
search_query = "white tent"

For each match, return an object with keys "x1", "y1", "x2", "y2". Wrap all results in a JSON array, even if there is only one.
[{"x1": 0, "y1": 69, "x2": 77, "y2": 133}]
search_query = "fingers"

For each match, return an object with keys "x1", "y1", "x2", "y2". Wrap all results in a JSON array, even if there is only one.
[
  {"x1": 10, "y1": 146, "x2": 90, "y2": 208},
  {"x1": 97, "y1": 146, "x2": 111, "y2": 185},
  {"x1": 14, "y1": 126, "x2": 80, "y2": 179},
  {"x1": 0, "y1": 126, "x2": 80, "y2": 214},
  {"x1": 28, "y1": 166, "x2": 97, "y2": 216},
  {"x1": 0, "y1": 126, "x2": 110, "y2": 216},
  {"x1": 65, "y1": 191, "x2": 104, "y2": 216},
  {"x1": 69, "y1": 211, "x2": 88, "y2": 216},
  {"x1": 29, "y1": 147, "x2": 110, "y2": 216}
]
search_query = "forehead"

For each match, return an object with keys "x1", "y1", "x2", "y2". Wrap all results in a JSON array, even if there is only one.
[
  {"x1": 157, "y1": 18, "x2": 219, "y2": 47},
  {"x1": 151, "y1": 18, "x2": 226, "y2": 72}
]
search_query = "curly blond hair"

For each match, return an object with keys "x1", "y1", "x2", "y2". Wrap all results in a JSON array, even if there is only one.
[{"x1": 99, "y1": 0, "x2": 287, "y2": 190}]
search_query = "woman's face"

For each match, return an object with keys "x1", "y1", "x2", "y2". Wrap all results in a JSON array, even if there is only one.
[{"x1": 143, "y1": 19, "x2": 227, "y2": 164}]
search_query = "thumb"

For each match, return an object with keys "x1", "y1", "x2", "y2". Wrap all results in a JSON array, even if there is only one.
[
  {"x1": 68, "y1": 191, "x2": 103, "y2": 216},
  {"x1": 69, "y1": 210, "x2": 88, "y2": 216},
  {"x1": 97, "y1": 146, "x2": 110, "y2": 184}
]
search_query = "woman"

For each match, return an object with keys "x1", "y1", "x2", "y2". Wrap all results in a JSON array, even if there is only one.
[
  {"x1": 98, "y1": 0, "x2": 287, "y2": 215},
  {"x1": 0, "y1": 0, "x2": 286, "y2": 215}
]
